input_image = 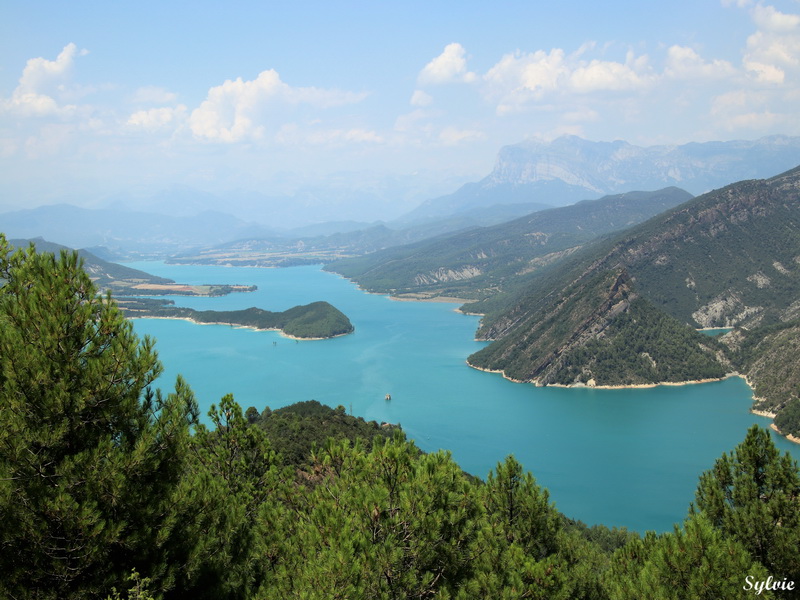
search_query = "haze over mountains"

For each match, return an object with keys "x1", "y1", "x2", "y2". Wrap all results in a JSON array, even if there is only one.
[
  {"x1": 3, "y1": 135, "x2": 799, "y2": 258},
  {"x1": 402, "y1": 135, "x2": 800, "y2": 223}
]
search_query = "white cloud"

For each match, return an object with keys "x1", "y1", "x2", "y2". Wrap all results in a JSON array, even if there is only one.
[
  {"x1": 127, "y1": 105, "x2": 188, "y2": 130},
  {"x1": 2, "y1": 43, "x2": 87, "y2": 117},
  {"x1": 482, "y1": 47, "x2": 653, "y2": 115},
  {"x1": 664, "y1": 45, "x2": 736, "y2": 79},
  {"x1": 484, "y1": 49, "x2": 568, "y2": 101},
  {"x1": 743, "y1": 4, "x2": 800, "y2": 83},
  {"x1": 17, "y1": 43, "x2": 85, "y2": 94},
  {"x1": 569, "y1": 56, "x2": 650, "y2": 92},
  {"x1": 418, "y1": 43, "x2": 477, "y2": 85},
  {"x1": 410, "y1": 90, "x2": 433, "y2": 106},
  {"x1": 752, "y1": 4, "x2": 800, "y2": 33},
  {"x1": 709, "y1": 88, "x2": 789, "y2": 131},
  {"x1": 189, "y1": 69, "x2": 367, "y2": 142}
]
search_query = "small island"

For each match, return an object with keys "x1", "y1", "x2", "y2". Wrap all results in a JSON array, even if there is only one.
[{"x1": 120, "y1": 299, "x2": 354, "y2": 340}]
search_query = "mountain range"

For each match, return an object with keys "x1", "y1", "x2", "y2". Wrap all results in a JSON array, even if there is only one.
[
  {"x1": 4, "y1": 135, "x2": 798, "y2": 259},
  {"x1": 403, "y1": 135, "x2": 800, "y2": 223}
]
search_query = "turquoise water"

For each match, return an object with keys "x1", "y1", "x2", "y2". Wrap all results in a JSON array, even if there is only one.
[
  {"x1": 699, "y1": 327, "x2": 734, "y2": 337},
  {"x1": 125, "y1": 262, "x2": 796, "y2": 533}
]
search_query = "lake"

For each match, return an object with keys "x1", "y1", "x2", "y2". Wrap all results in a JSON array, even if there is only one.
[{"x1": 125, "y1": 262, "x2": 796, "y2": 533}]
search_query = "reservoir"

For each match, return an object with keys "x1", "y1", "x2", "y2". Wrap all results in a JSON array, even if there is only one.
[{"x1": 125, "y1": 262, "x2": 796, "y2": 533}]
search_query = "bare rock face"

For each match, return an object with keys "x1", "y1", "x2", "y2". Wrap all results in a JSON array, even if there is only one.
[
  {"x1": 692, "y1": 293, "x2": 763, "y2": 328},
  {"x1": 413, "y1": 266, "x2": 482, "y2": 285}
]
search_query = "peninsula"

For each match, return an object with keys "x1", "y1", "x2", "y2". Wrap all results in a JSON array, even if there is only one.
[{"x1": 121, "y1": 299, "x2": 354, "y2": 340}]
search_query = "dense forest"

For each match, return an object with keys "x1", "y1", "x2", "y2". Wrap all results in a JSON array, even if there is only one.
[{"x1": 2, "y1": 236, "x2": 800, "y2": 599}]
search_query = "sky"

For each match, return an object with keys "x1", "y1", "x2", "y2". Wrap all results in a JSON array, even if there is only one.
[{"x1": 2, "y1": 0, "x2": 800, "y2": 220}]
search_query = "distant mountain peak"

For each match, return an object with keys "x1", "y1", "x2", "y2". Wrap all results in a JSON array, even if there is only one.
[{"x1": 399, "y1": 135, "x2": 800, "y2": 224}]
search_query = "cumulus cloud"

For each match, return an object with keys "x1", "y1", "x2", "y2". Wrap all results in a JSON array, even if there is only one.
[
  {"x1": 743, "y1": 4, "x2": 800, "y2": 83},
  {"x1": 418, "y1": 43, "x2": 477, "y2": 85},
  {"x1": 752, "y1": 4, "x2": 800, "y2": 33},
  {"x1": 2, "y1": 43, "x2": 87, "y2": 117},
  {"x1": 570, "y1": 55, "x2": 650, "y2": 92},
  {"x1": 482, "y1": 47, "x2": 653, "y2": 114},
  {"x1": 489, "y1": 49, "x2": 568, "y2": 96},
  {"x1": 189, "y1": 69, "x2": 367, "y2": 142}
]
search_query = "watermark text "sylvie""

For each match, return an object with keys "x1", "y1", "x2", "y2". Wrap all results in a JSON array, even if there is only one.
[{"x1": 744, "y1": 575, "x2": 795, "y2": 595}]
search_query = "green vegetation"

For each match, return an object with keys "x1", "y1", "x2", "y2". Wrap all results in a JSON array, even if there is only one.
[
  {"x1": 326, "y1": 188, "x2": 693, "y2": 300},
  {"x1": 468, "y1": 269, "x2": 726, "y2": 386},
  {"x1": 726, "y1": 320, "x2": 800, "y2": 426},
  {"x1": 775, "y1": 400, "x2": 800, "y2": 439},
  {"x1": 122, "y1": 299, "x2": 354, "y2": 339},
  {"x1": 3, "y1": 234, "x2": 800, "y2": 599},
  {"x1": 247, "y1": 400, "x2": 400, "y2": 467},
  {"x1": 693, "y1": 425, "x2": 800, "y2": 584},
  {"x1": 0, "y1": 236, "x2": 198, "y2": 598}
]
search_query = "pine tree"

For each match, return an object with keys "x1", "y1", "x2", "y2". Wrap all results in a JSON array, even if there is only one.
[
  {"x1": 606, "y1": 514, "x2": 773, "y2": 600},
  {"x1": 0, "y1": 236, "x2": 197, "y2": 599},
  {"x1": 693, "y1": 425, "x2": 800, "y2": 594}
]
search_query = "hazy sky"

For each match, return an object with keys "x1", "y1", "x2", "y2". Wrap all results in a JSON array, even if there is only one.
[{"x1": 2, "y1": 0, "x2": 800, "y2": 212}]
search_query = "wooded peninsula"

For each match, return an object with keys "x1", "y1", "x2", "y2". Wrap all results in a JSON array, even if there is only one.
[{"x1": 119, "y1": 298, "x2": 354, "y2": 340}]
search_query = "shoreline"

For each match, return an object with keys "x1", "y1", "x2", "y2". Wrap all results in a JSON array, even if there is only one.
[
  {"x1": 390, "y1": 294, "x2": 471, "y2": 305},
  {"x1": 468, "y1": 359, "x2": 800, "y2": 446},
  {"x1": 126, "y1": 314, "x2": 352, "y2": 341},
  {"x1": 770, "y1": 423, "x2": 800, "y2": 444},
  {"x1": 466, "y1": 361, "x2": 736, "y2": 389}
]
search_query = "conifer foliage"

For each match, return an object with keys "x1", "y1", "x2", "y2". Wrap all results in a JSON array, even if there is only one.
[{"x1": 0, "y1": 235, "x2": 197, "y2": 598}]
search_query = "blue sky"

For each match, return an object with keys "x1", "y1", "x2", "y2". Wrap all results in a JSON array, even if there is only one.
[{"x1": 2, "y1": 0, "x2": 799, "y2": 218}]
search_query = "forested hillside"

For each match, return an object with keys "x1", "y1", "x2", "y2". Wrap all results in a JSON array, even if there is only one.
[
  {"x1": 326, "y1": 187, "x2": 692, "y2": 300},
  {"x1": 2, "y1": 234, "x2": 799, "y2": 599},
  {"x1": 463, "y1": 167, "x2": 800, "y2": 418},
  {"x1": 469, "y1": 269, "x2": 726, "y2": 386}
]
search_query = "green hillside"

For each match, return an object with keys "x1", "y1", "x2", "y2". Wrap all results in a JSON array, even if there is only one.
[
  {"x1": 469, "y1": 268, "x2": 726, "y2": 386},
  {"x1": 464, "y1": 166, "x2": 800, "y2": 428},
  {"x1": 597, "y1": 168, "x2": 800, "y2": 328},
  {"x1": 8, "y1": 236, "x2": 173, "y2": 289},
  {"x1": 326, "y1": 187, "x2": 693, "y2": 300}
]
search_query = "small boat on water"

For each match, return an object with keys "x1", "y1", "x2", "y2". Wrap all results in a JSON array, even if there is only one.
[{"x1": 385, "y1": 393, "x2": 391, "y2": 401}]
